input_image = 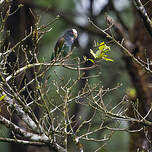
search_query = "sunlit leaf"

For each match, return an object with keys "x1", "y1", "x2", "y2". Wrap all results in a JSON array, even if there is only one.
[
  {"x1": 103, "y1": 57, "x2": 114, "y2": 62},
  {"x1": 89, "y1": 42, "x2": 113, "y2": 62},
  {"x1": 0, "y1": 94, "x2": 6, "y2": 102},
  {"x1": 88, "y1": 58, "x2": 95, "y2": 63},
  {"x1": 90, "y1": 49, "x2": 96, "y2": 58}
]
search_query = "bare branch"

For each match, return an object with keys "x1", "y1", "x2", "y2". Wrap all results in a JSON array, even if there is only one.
[{"x1": 134, "y1": 0, "x2": 152, "y2": 37}]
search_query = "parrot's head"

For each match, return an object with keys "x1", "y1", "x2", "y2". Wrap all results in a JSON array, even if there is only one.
[
  {"x1": 64, "y1": 29, "x2": 78, "y2": 43},
  {"x1": 71, "y1": 29, "x2": 78, "y2": 39}
]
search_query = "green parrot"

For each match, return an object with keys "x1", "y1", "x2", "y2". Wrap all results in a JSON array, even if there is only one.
[{"x1": 51, "y1": 29, "x2": 78, "y2": 60}]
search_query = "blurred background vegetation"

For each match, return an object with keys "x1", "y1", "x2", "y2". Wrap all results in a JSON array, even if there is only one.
[{"x1": 0, "y1": 0, "x2": 135, "y2": 151}]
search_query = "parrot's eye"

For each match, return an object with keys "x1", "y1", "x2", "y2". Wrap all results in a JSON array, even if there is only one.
[
  {"x1": 64, "y1": 29, "x2": 77, "y2": 39},
  {"x1": 68, "y1": 31, "x2": 74, "y2": 36}
]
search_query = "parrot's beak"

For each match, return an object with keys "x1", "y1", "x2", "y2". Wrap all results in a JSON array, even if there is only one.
[{"x1": 72, "y1": 29, "x2": 78, "y2": 39}]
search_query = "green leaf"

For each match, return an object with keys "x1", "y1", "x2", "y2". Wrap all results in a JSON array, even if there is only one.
[
  {"x1": 90, "y1": 41, "x2": 113, "y2": 62},
  {"x1": 103, "y1": 57, "x2": 114, "y2": 62},
  {"x1": 90, "y1": 49, "x2": 96, "y2": 58},
  {"x1": 88, "y1": 58, "x2": 95, "y2": 63},
  {"x1": 0, "y1": 95, "x2": 6, "y2": 102}
]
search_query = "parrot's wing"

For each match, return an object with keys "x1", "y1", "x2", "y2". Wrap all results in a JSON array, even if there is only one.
[{"x1": 51, "y1": 37, "x2": 64, "y2": 60}]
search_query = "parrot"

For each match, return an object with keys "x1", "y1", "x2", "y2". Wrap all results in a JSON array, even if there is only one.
[{"x1": 51, "y1": 29, "x2": 78, "y2": 60}]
